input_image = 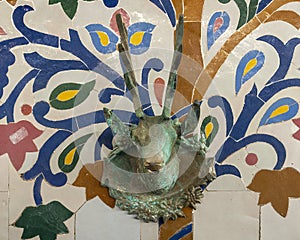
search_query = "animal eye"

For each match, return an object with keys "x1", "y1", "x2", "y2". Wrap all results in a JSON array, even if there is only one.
[
  {"x1": 86, "y1": 24, "x2": 119, "y2": 54},
  {"x1": 128, "y1": 22, "x2": 156, "y2": 55}
]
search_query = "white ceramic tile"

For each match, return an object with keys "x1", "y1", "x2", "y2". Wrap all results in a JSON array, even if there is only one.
[
  {"x1": 60, "y1": 215, "x2": 75, "y2": 240},
  {"x1": 207, "y1": 174, "x2": 246, "y2": 191},
  {"x1": 140, "y1": 221, "x2": 158, "y2": 240},
  {"x1": 42, "y1": 182, "x2": 86, "y2": 213},
  {"x1": 8, "y1": 163, "x2": 35, "y2": 224},
  {"x1": 76, "y1": 197, "x2": 140, "y2": 240},
  {"x1": 194, "y1": 191, "x2": 259, "y2": 240},
  {"x1": 277, "y1": 2, "x2": 300, "y2": 14},
  {"x1": 0, "y1": 155, "x2": 9, "y2": 191},
  {"x1": 256, "y1": 120, "x2": 300, "y2": 170},
  {"x1": 9, "y1": 226, "x2": 25, "y2": 240},
  {"x1": 0, "y1": 192, "x2": 8, "y2": 240},
  {"x1": 261, "y1": 198, "x2": 300, "y2": 240},
  {"x1": 20, "y1": 0, "x2": 71, "y2": 40}
]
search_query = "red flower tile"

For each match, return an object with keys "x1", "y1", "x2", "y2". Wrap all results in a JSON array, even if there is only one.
[
  {"x1": 292, "y1": 119, "x2": 300, "y2": 141},
  {"x1": 0, "y1": 120, "x2": 43, "y2": 170}
]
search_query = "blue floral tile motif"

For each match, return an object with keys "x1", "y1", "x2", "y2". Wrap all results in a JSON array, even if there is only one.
[
  {"x1": 207, "y1": 11, "x2": 230, "y2": 50},
  {"x1": 86, "y1": 21, "x2": 156, "y2": 55},
  {"x1": 235, "y1": 50, "x2": 265, "y2": 94},
  {"x1": 128, "y1": 22, "x2": 156, "y2": 55},
  {"x1": 259, "y1": 98, "x2": 299, "y2": 126},
  {"x1": 86, "y1": 24, "x2": 119, "y2": 54}
]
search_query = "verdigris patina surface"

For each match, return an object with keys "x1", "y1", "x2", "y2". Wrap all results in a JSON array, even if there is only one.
[{"x1": 102, "y1": 14, "x2": 215, "y2": 222}]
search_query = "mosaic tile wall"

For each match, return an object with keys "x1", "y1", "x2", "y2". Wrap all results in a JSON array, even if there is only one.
[{"x1": 0, "y1": 0, "x2": 300, "y2": 239}]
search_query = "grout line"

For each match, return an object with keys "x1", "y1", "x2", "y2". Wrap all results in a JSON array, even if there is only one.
[
  {"x1": 74, "y1": 213, "x2": 76, "y2": 240},
  {"x1": 205, "y1": 190, "x2": 249, "y2": 192},
  {"x1": 183, "y1": 20, "x2": 202, "y2": 23},
  {"x1": 7, "y1": 163, "x2": 10, "y2": 239},
  {"x1": 140, "y1": 220, "x2": 142, "y2": 240},
  {"x1": 259, "y1": 206, "x2": 262, "y2": 240}
]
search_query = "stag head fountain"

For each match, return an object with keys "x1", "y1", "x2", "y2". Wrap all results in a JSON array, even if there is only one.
[{"x1": 101, "y1": 14, "x2": 216, "y2": 222}]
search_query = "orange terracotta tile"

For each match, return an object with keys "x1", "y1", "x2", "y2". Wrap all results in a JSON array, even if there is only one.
[
  {"x1": 256, "y1": 10, "x2": 270, "y2": 23},
  {"x1": 159, "y1": 207, "x2": 193, "y2": 240},
  {"x1": 184, "y1": 0, "x2": 204, "y2": 22},
  {"x1": 182, "y1": 22, "x2": 202, "y2": 66},
  {"x1": 263, "y1": 0, "x2": 298, "y2": 16},
  {"x1": 172, "y1": 83, "x2": 193, "y2": 113},
  {"x1": 172, "y1": 21, "x2": 203, "y2": 108},
  {"x1": 248, "y1": 167, "x2": 300, "y2": 217},
  {"x1": 265, "y1": 10, "x2": 300, "y2": 29},
  {"x1": 239, "y1": 17, "x2": 260, "y2": 36},
  {"x1": 192, "y1": 70, "x2": 211, "y2": 102},
  {"x1": 73, "y1": 162, "x2": 116, "y2": 208},
  {"x1": 181, "y1": 232, "x2": 193, "y2": 240},
  {"x1": 171, "y1": 0, "x2": 184, "y2": 20},
  {"x1": 2, "y1": 0, "x2": 17, "y2": 5}
]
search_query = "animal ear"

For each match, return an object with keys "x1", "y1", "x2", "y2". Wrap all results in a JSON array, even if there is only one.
[
  {"x1": 103, "y1": 108, "x2": 131, "y2": 137},
  {"x1": 181, "y1": 100, "x2": 201, "y2": 136}
]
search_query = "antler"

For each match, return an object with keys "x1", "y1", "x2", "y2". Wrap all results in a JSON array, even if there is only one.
[
  {"x1": 116, "y1": 13, "x2": 145, "y2": 119},
  {"x1": 162, "y1": 14, "x2": 184, "y2": 119}
]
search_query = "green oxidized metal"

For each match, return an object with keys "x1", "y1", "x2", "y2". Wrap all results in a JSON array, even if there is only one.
[{"x1": 101, "y1": 14, "x2": 216, "y2": 222}]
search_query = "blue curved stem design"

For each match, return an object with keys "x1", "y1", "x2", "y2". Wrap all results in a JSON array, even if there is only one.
[
  {"x1": 215, "y1": 164, "x2": 241, "y2": 177},
  {"x1": 230, "y1": 85, "x2": 264, "y2": 140},
  {"x1": 256, "y1": 0, "x2": 272, "y2": 13},
  {"x1": 23, "y1": 131, "x2": 72, "y2": 187},
  {"x1": 149, "y1": 0, "x2": 166, "y2": 13},
  {"x1": 33, "y1": 175, "x2": 44, "y2": 206},
  {"x1": 217, "y1": 134, "x2": 286, "y2": 170},
  {"x1": 60, "y1": 29, "x2": 125, "y2": 90},
  {"x1": 0, "y1": 37, "x2": 29, "y2": 98},
  {"x1": 208, "y1": 96, "x2": 234, "y2": 136},
  {"x1": 169, "y1": 223, "x2": 193, "y2": 240},
  {"x1": 149, "y1": 0, "x2": 176, "y2": 27},
  {"x1": 98, "y1": 88, "x2": 125, "y2": 104},
  {"x1": 171, "y1": 105, "x2": 192, "y2": 120},
  {"x1": 33, "y1": 101, "x2": 106, "y2": 132},
  {"x1": 141, "y1": 58, "x2": 164, "y2": 86},
  {"x1": 13, "y1": 5, "x2": 59, "y2": 47},
  {"x1": 94, "y1": 127, "x2": 113, "y2": 161},
  {"x1": 24, "y1": 52, "x2": 89, "y2": 92},
  {"x1": 259, "y1": 78, "x2": 300, "y2": 102},
  {"x1": 228, "y1": 79, "x2": 300, "y2": 141},
  {"x1": 33, "y1": 101, "x2": 139, "y2": 132},
  {"x1": 0, "y1": 70, "x2": 39, "y2": 122},
  {"x1": 258, "y1": 36, "x2": 300, "y2": 84}
]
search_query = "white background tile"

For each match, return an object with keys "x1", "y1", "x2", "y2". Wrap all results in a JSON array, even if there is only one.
[
  {"x1": 194, "y1": 191, "x2": 260, "y2": 240},
  {"x1": 0, "y1": 156, "x2": 8, "y2": 191},
  {"x1": 261, "y1": 199, "x2": 300, "y2": 240},
  {"x1": 76, "y1": 198, "x2": 140, "y2": 240},
  {"x1": 0, "y1": 192, "x2": 8, "y2": 240},
  {"x1": 140, "y1": 221, "x2": 158, "y2": 240}
]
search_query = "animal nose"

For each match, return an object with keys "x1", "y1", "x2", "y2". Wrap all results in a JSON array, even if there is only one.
[{"x1": 144, "y1": 161, "x2": 164, "y2": 172}]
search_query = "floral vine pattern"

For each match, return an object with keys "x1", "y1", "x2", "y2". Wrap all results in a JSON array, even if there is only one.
[{"x1": 0, "y1": 0, "x2": 300, "y2": 239}]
